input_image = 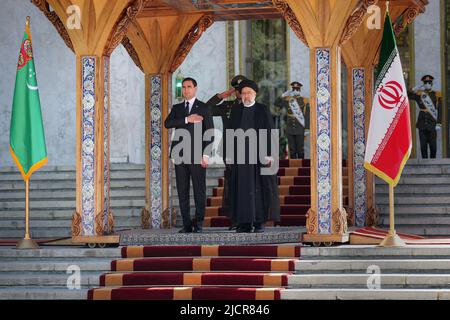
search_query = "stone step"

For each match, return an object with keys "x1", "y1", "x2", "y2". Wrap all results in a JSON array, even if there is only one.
[
  {"x1": 378, "y1": 216, "x2": 450, "y2": 225},
  {"x1": 0, "y1": 287, "x2": 87, "y2": 300},
  {"x1": 375, "y1": 185, "x2": 450, "y2": 194},
  {"x1": 0, "y1": 178, "x2": 219, "y2": 191},
  {"x1": 405, "y1": 159, "x2": 450, "y2": 165},
  {"x1": 300, "y1": 246, "x2": 450, "y2": 259},
  {"x1": 0, "y1": 272, "x2": 101, "y2": 286},
  {"x1": 0, "y1": 180, "x2": 145, "y2": 190},
  {"x1": 401, "y1": 166, "x2": 450, "y2": 174},
  {"x1": 0, "y1": 199, "x2": 149, "y2": 209},
  {"x1": 288, "y1": 274, "x2": 450, "y2": 289},
  {"x1": 376, "y1": 225, "x2": 450, "y2": 237},
  {"x1": 0, "y1": 260, "x2": 112, "y2": 272},
  {"x1": 376, "y1": 196, "x2": 450, "y2": 205},
  {"x1": 281, "y1": 288, "x2": 450, "y2": 300},
  {"x1": 0, "y1": 189, "x2": 147, "y2": 200},
  {"x1": 377, "y1": 176, "x2": 450, "y2": 185},
  {"x1": 0, "y1": 168, "x2": 225, "y2": 181},
  {"x1": 0, "y1": 248, "x2": 121, "y2": 259},
  {"x1": 376, "y1": 205, "x2": 450, "y2": 214},
  {"x1": 0, "y1": 208, "x2": 143, "y2": 220},
  {"x1": 0, "y1": 218, "x2": 141, "y2": 229},
  {"x1": 295, "y1": 259, "x2": 450, "y2": 273}
]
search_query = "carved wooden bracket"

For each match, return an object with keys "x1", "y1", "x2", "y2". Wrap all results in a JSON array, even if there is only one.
[
  {"x1": 345, "y1": 206, "x2": 355, "y2": 227},
  {"x1": 31, "y1": 0, "x2": 74, "y2": 52},
  {"x1": 170, "y1": 15, "x2": 214, "y2": 73},
  {"x1": 393, "y1": 5, "x2": 424, "y2": 36},
  {"x1": 121, "y1": 36, "x2": 144, "y2": 73},
  {"x1": 71, "y1": 211, "x2": 82, "y2": 237},
  {"x1": 332, "y1": 207, "x2": 348, "y2": 234},
  {"x1": 108, "y1": 210, "x2": 115, "y2": 234},
  {"x1": 305, "y1": 208, "x2": 317, "y2": 234},
  {"x1": 366, "y1": 206, "x2": 379, "y2": 227},
  {"x1": 141, "y1": 207, "x2": 150, "y2": 229},
  {"x1": 95, "y1": 210, "x2": 105, "y2": 235},
  {"x1": 340, "y1": 0, "x2": 377, "y2": 46},
  {"x1": 103, "y1": 0, "x2": 151, "y2": 57},
  {"x1": 272, "y1": 0, "x2": 308, "y2": 47}
]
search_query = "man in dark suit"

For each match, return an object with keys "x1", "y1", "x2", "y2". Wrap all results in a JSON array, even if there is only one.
[{"x1": 164, "y1": 77, "x2": 214, "y2": 233}]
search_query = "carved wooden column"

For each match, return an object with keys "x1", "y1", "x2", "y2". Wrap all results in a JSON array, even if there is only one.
[
  {"x1": 277, "y1": 0, "x2": 370, "y2": 244},
  {"x1": 346, "y1": 65, "x2": 377, "y2": 227},
  {"x1": 34, "y1": 0, "x2": 146, "y2": 242},
  {"x1": 143, "y1": 73, "x2": 172, "y2": 228}
]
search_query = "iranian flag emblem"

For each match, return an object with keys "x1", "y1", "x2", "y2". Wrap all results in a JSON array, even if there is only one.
[{"x1": 364, "y1": 13, "x2": 411, "y2": 186}]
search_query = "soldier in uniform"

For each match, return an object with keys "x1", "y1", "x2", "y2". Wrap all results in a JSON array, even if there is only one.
[
  {"x1": 408, "y1": 75, "x2": 442, "y2": 159},
  {"x1": 206, "y1": 75, "x2": 246, "y2": 228},
  {"x1": 274, "y1": 81, "x2": 310, "y2": 159}
]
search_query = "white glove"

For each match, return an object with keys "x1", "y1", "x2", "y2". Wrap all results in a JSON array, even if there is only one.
[
  {"x1": 304, "y1": 129, "x2": 310, "y2": 136},
  {"x1": 436, "y1": 124, "x2": 442, "y2": 131},
  {"x1": 412, "y1": 85, "x2": 424, "y2": 92}
]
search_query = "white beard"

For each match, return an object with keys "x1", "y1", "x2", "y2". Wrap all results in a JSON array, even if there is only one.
[{"x1": 243, "y1": 100, "x2": 255, "y2": 107}]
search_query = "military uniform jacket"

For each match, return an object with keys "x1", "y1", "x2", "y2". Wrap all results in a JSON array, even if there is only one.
[
  {"x1": 206, "y1": 94, "x2": 241, "y2": 159},
  {"x1": 275, "y1": 95, "x2": 310, "y2": 135},
  {"x1": 408, "y1": 90, "x2": 442, "y2": 131}
]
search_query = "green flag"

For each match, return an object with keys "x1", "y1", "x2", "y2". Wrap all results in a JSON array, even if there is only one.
[{"x1": 10, "y1": 18, "x2": 47, "y2": 181}]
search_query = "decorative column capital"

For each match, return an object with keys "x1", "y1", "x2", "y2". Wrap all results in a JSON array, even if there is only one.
[
  {"x1": 31, "y1": 0, "x2": 74, "y2": 52},
  {"x1": 340, "y1": 0, "x2": 377, "y2": 46},
  {"x1": 170, "y1": 15, "x2": 214, "y2": 72},
  {"x1": 104, "y1": 0, "x2": 150, "y2": 56},
  {"x1": 272, "y1": 0, "x2": 308, "y2": 47}
]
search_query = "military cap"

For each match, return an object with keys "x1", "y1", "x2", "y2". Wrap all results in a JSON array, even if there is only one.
[
  {"x1": 290, "y1": 81, "x2": 303, "y2": 88},
  {"x1": 238, "y1": 79, "x2": 259, "y2": 93},
  {"x1": 231, "y1": 75, "x2": 247, "y2": 88},
  {"x1": 421, "y1": 75, "x2": 434, "y2": 82}
]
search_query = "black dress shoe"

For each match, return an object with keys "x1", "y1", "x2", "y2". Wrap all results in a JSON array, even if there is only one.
[
  {"x1": 178, "y1": 227, "x2": 192, "y2": 233},
  {"x1": 236, "y1": 226, "x2": 252, "y2": 233},
  {"x1": 253, "y1": 225, "x2": 265, "y2": 233},
  {"x1": 193, "y1": 225, "x2": 203, "y2": 233}
]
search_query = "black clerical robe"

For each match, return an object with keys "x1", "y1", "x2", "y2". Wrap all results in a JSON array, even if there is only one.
[{"x1": 228, "y1": 102, "x2": 280, "y2": 225}]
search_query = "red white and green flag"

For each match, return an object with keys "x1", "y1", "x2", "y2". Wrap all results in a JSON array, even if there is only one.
[
  {"x1": 364, "y1": 13, "x2": 411, "y2": 186},
  {"x1": 10, "y1": 19, "x2": 47, "y2": 181}
]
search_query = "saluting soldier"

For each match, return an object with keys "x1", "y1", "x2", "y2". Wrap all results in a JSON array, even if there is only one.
[
  {"x1": 206, "y1": 75, "x2": 246, "y2": 227},
  {"x1": 274, "y1": 81, "x2": 310, "y2": 159},
  {"x1": 408, "y1": 75, "x2": 442, "y2": 159}
]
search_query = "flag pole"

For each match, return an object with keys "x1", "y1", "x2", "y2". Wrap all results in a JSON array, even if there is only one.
[
  {"x1": 379, "y1": 183, "x2": 405, "y2": 247},
  {"x1": 15, "y1": 16, "x2": 39, "y2": 250},
  {"x1": 16, "y1": 179, "x2": 39, "y2": 249}
]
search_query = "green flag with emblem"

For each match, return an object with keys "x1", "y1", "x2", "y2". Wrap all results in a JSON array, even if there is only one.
[{"x1": 10, "y1": 18, "x2": 47, "y2": 181}]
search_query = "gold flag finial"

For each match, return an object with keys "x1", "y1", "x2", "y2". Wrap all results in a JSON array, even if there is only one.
[
  {"x1": 26, "y1": 16, "x2": 30, "y2": 24},
  {"x1": 386, "y1": 1, "x2": 389, "y2": 14}
]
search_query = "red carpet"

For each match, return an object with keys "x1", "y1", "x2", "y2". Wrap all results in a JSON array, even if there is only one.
[
  {"x1": 351, "y1": 227, "x2": 450, "y2": 245},
  {"x1": 88, "y1": 244, "x2": 301, "y2": 300},
  {"x1": 205, "y1": 159, "x2": 348, "y2": 228}
]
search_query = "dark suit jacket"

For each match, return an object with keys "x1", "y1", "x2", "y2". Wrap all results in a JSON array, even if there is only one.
[{"x1": 164, "y1": 99, "x2": 214, "y2": 163}]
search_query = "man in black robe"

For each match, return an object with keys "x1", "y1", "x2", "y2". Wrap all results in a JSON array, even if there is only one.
[{"x1": 228, "y1": 79, "x2": 280, "y2": 233}]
